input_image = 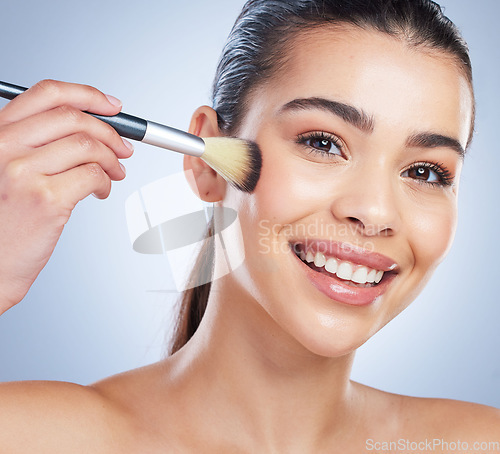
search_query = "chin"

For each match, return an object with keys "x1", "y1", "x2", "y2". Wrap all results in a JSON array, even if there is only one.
[
  {"x1": 278, "y1": 307, "x2": 378, "y2": 359},
  {"x1": 307, "y1": 333, "x2": 370, "y2": 359}
]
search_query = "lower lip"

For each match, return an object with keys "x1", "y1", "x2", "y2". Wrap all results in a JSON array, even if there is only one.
[{"x1": 291, "y1": 251, "x2": 396, "y2": 306}]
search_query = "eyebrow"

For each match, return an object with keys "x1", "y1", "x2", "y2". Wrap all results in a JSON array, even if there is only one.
[
  {"x1": 279, "y1": 97, "x2": 465, "y2": 159},
  {"x1": 406, "y1": 133, "x2": 465, "y2": 160},
  {"x1": 279, "y1": 97, "x2": 375, "y2": 133}
]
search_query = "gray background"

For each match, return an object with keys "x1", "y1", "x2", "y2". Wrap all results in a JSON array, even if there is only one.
[{"x1": 0, "y1": 1, "x2": 498, "y2": 407}]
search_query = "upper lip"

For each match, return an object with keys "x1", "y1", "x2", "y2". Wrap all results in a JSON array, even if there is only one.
[{"x1": 290, "y1": 239, "x2": 399, "y2": 273}]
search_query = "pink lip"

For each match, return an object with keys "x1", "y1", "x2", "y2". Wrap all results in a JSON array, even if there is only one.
[
  {"x1": 291, "y1": 239, "x2": 399, "y2": 272},
  {"x1": 289, "y1": 240, "x2": 399, "y2": 306}
]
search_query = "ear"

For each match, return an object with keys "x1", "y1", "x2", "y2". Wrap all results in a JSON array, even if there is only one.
[{"x1": 183, "y1": 106, "x2": 226, "y2": 202}]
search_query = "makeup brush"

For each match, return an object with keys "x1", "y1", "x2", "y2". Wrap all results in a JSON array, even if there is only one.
[{"x1": 0, "y1": 81, "x2": 262, "y2": 192}]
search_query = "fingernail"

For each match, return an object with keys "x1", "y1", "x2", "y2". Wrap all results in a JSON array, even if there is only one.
[
  {"x1": 119, "y1": 162, "x2": 126, "y2": 176},
  {"x1": 105, "y1": 94, "x2": 122, "y2": 107},
  {"x1": 122, "y1": 138, "x2": 134, "y2": 152}
]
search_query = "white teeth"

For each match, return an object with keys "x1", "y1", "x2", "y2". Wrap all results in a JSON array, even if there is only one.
[
  {"x1": 366, "y1": 269, "x2": 377, "y2": 283},
  {"x1": 314, "y1": 252, "x2": 326, "y2": 267},
  {"x1": 325, "y1": 257, "x2": 338, "y2": 274},
  {"x1": 351, "y1": 266, "x2": 368, "y2": 284},
  {"x1": 297, "y1": 247, "x2": 389, "y2": 286},
  {"x1": 336, "y1": 262, "x2": 353, "y2": 281}
]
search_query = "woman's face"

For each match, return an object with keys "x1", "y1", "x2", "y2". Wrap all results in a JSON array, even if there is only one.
[{"x1": 219, "y1": 26, "x2": 473, "y2": 357}]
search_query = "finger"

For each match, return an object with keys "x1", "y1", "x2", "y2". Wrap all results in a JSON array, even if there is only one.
[
  {"x1": 22, "y1": 133, "x2": 126, "y2": 181},
  {"x1": 0, "y1": 79, "x2": 122, "y2": 125},
  {"x1": 47, "y1": 162, "x2": 113, "y2": 206},
  {"x1": 1, "y1": 105, "x2": 134, "y2": 159}
]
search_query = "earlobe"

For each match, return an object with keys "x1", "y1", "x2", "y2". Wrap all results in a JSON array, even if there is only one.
[{"x1": 183, "y1": 106, "x2": 227, "y2": 202}]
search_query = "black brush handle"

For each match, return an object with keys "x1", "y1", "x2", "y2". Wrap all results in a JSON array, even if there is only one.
[{"x1": 0, "y1": 81, "x2": 147, "y2": 141}]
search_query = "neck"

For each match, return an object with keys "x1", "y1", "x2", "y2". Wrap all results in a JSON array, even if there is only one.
[{"x1": 167, "y1": 273, "x2": 361, "y2": 452}]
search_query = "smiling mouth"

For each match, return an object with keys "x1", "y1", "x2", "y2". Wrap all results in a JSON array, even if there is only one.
[{"x1": 290, "y1": 242, "x2": 396, "y2": 288}]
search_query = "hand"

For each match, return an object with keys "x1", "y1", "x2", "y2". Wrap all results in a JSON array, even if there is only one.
[{"x1": 0, "y1": 79, "x2": 133, "y2": 314}]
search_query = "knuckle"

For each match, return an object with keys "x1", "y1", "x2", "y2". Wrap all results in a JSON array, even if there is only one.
[
  {"x1": 4, "y1": 163, "x2": 55, "y2": 207},
  {"x1": 85, "y1": 162, "x2": 104, "y2": 178},
  {"x1": 1, "y1": 159, "x2": 59, "y2": 209},
  {"x1": 82, "y1": 84, "x2": 102, "y2": 102},
  {"x1": 56, "y1": 105, "x2": 80, "y2": 123},
  {"x1": 74, "y1": 132, "x2": 94, "y2": 152},
  {"x1": 4, "y1": 159, "x2": 29, "y2": 181},
  {"x1": 34, "y1": 79, "x2": 60, "y2": 97},
  {"x1": 32, "y1": 182, "x2": 57, "y2": 207}
]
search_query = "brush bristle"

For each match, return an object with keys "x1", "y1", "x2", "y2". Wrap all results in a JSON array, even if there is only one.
[{"x1": 201, "y1": 137, "x2": 262, "y2": 192}]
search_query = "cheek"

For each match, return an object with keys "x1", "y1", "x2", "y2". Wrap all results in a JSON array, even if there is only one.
[
  {"x1": 249, "y1": 141, "x2": 328, "y2": 225},
  {"x1": 224, "y1": 146, "x2": 319, "y2": 298},
  {"x1": 254, "y1": 157, "x2": 309, "y2": 221},
  {"x1": 240, "y1": 157, "x2": 301, "y2": 271},
  {"x1": 406, "y1": 196, "x2": 458, "y2": 272}
]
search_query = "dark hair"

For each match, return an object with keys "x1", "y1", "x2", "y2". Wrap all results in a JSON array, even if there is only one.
[{"x1": 168, "y1": 0, "x2": 475, "y2": 355}]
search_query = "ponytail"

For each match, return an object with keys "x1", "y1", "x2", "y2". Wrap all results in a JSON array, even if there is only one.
[{"x1": 167, "y1": 222, "x2": 214, "y2": 355}]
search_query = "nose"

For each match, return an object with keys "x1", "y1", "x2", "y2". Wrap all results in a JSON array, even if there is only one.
[{"x1": 329, "y1": 164, "x2": 401, "y2": 237}]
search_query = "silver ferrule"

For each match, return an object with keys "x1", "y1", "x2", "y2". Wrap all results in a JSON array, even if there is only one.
[{"x1": 143, "y1": 121, "x2": 205, "y2": 157}]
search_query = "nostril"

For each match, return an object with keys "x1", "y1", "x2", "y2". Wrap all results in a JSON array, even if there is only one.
[{"x1": 347, "y1": 217, "x2": 365, "y2": 228}]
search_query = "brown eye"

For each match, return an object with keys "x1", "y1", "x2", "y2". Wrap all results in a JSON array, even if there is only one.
[
  {"x1": 302, "y1": 135, "x2": 342, "y2": 155},
  {"x1": 401, "y1": 162, "x2": 451, "y2": 186},
  {"x1": 310, "y1": 138, "x2": 334, "y2": 152},
  {"x1": 408, "y1": 166, "x2": 432, "y2": 181}
]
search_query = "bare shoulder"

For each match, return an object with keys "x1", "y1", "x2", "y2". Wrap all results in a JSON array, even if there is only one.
[
  {"x1": 409, "y1": 396, "x2": 500, "y2": 438},
  {"x1": 0, "y1": 379, "x2": 136, "y2": 453},
  {"x1": 352, "y1": 381, "x2": 500, "y2": 441},
  {"x1": 89, "y1": 360, "x2": 169, "y2": 411},
  {"x1": 89, "y1": 359, "x2": 192, "y2": 451}
]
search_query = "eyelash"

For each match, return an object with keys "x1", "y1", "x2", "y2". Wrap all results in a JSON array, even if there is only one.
[
  {"x1": 402, "y1": 161, "x2": 454, "y2": 187},
  {"x1": 296, "y1": 131, "x2": 344, "y2": 159},
  {"x1": 296, "y1": 131, "x2": 454, "y2": 187}
]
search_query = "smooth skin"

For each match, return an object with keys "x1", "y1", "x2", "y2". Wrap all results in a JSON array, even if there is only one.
[{"x1": 0, "y1": 28, "x2": 499, "y2": 454}]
